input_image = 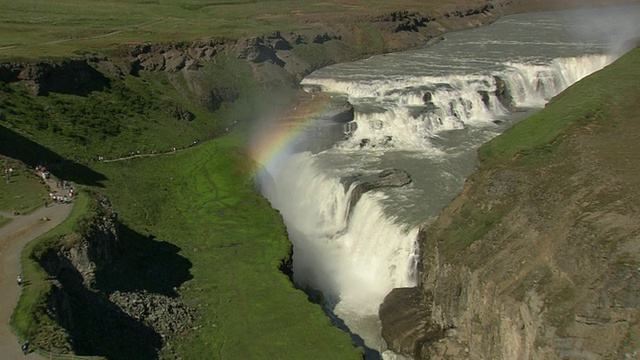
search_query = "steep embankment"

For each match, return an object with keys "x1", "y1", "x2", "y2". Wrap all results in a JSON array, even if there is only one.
[{"x1": 380, "y1": 47, "x2": 640, "y2": 359}]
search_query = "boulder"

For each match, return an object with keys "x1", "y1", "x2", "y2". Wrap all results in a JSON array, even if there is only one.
[
  {"x1": 235, "y1": 37, "x2": 285, "y2": 67},
  {"x1": 347, "y1": 168, "x2": 412, "y2": 212},
  {"x1": 379, "y1": 287, "x2": 444, "y2": 358},
  {"x1": 319, "y1": 99, "x2": 354, "y2": 123},
  {"x1": 493, "y1": 75, "x2": 515, "y2": 110}
]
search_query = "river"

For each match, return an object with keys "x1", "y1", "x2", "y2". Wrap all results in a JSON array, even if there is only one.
[{"x1": 254, "y1": 5, "x2": 640, "y2": 359}]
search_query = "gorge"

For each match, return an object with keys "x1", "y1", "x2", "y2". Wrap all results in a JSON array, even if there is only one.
[
  {"x1": 2, "y1": 0, "x2": 639, "y2": 358},
  {"x1": 256, "y1": 5, "x2": 640, "y2": 359}
]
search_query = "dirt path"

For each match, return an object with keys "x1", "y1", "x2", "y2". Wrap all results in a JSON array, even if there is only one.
[{"x1": 0, "y1": 182, "x2": 73, "y2": 359}]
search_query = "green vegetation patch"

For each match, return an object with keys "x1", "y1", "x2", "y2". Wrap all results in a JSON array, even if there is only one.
[
  {"x1": 436, "y1": 197, "x2": 508, "y2": 260},
  {"x1": 95, "y1": 130, "x2": 362, "y2": 359},
  {"x1": 0, "y1": 158, "x2": 48, "y2": 216},
  {"x1": 0, "y1": 73, "x2": 226, "y2": 161}
]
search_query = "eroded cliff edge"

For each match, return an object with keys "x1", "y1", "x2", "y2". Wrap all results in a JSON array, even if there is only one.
[
  {"x1": 28, "y1": 194, "x2": 195, "y2": 358},
  {"x1": 380, "y1": 47, "x2": 640, "y2": 359},
  {"x1": 0, "y1": 1, "x2": 509, "y2": 100}
]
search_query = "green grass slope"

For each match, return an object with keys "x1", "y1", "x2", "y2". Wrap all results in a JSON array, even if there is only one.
[
  {"x1": 94, "y1": 130, "x2": 362, "y2": 359},
  {"x1": 436, "y1": 47, "x2": 640, "y2": 259}
]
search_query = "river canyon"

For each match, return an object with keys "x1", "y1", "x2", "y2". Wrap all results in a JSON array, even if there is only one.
[{"x1": 255, "y1": 5, "x2": 640, "y2": 359}]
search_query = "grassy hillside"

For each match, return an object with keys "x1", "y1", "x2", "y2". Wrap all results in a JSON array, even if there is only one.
[
  {"x1": 2, "y1": 53, "x2": 362, "y2": 357},
  {"x1": 0, "y1": 56, "x2": 256, "y2": 161},
  {"x1": 433, "y1": 47, "x2": 640, "y2": 260},
  {"x1": 94, "y1": 131, "x2": 362, "y2": 359}
]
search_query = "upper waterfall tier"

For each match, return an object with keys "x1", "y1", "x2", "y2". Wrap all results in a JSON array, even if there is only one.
[{"x1": 301, "y1": 6, "x2": 638, "y2": 151}]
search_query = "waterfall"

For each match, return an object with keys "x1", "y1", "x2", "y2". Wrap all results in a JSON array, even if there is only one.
[
  {"x1": 252, "y1": 7, "x2": 640, "y2": 356},
  {"x1": 262, "y1": 153, "x2": 419, "y2": 313},
  {"x1": 301, "y1": 54, "x2": 613, "y2": 151},
  {"x1": 257, "y1": 53, "x2": 615, "y2": 357}
]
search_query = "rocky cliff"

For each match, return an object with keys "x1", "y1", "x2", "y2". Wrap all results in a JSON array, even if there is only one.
[
  {"x1": 379, "y1": 47, "x2": 640, "y2": 359},
  {"x1": 31, "y1": 194, "x2": 195, "y2": 358},
  {"x1": 0, "y1": 0, "x2": 510, "y2": 105}
]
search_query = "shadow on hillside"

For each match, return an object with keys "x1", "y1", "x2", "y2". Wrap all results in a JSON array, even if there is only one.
[
  {"x1": 95, "y1": 223, "x2": 193, "y2": 297},
  {"x1": 0, "y1": 124, "x2": 107, "y2": 187},
  {"x1": 37, "y1": 223, "x2": 192, "y2": 359},
  {"x1": 47, "y1": 259, "x2": 162, "y2": 360}
]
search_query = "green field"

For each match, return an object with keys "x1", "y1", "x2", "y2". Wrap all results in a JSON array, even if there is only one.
[
  {"x1": 0, "y1": 0, "x2": 440, "y2": 59},
  {"x1": 93, "y1": 130, "x2": 362, "y2": 359}
]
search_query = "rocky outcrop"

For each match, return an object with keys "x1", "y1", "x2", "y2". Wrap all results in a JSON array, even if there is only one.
[
  {"x1": 109, "y1": 290, "x2": 197, "y2": 338},
  {"x1": 32, "y1": 194, "x2": 196, "y2": 357},
  {"x1": 0, "y1": 59, "x2": 110, "y2": 95},
  {"x1": 38, "y1": 194, "x2": 120, "y2": 288},
  {"x1": 379, "y1": 287, "x2": 443, "y2": 358},
  {"x1": 493, "y1": 75, "x2": 515, "y2": 110},
  {"x1": 318, "y1": 99, "x2": 354, "y2": 123},
  {"x1": 443, "y1": 3, "x2": 496, "y2": 18},
  {"x1": 346, "y1": 168, "x2": 412, "y2": 212},
  {"x1": 372, "y1": 11, "x2": 434, "y2": 33}
]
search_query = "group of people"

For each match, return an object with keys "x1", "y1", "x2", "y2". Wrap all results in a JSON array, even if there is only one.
[
  {"x1": 48, "y1": 191, "x2": 73, "y2": 204},
  {"x1": 34, "y1": 164, "x2": 75, "y2": 206},
  {"x1": 35, "y1": 165, "x2": 50, "y2": 181},
  {"x1": 48, "y1": 186, "x2": 74, "y2": 205}
]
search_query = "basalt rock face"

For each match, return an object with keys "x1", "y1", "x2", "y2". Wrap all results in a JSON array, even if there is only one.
[
  {"x1": 34, "y1": 194, "x2": 196, "y2": 358},
  {"x1": 39, "y1": 195, "x2": 120, "y2": 288},
  {"x1": 379, "y1": 287, "x2": 444, "y2": 358}
]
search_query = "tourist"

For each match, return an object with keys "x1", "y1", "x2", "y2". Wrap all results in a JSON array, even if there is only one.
[
  {"x1": 21, "y1": 341, "x2": 29, "y2": 355},
  {"x1": 17, "y1": 274, "x2": 22, "y2": 286}
]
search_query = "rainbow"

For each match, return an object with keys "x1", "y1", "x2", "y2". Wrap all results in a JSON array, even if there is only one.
[{"x1": 249, "y1": 94, "x2": 338, "y2": 174}]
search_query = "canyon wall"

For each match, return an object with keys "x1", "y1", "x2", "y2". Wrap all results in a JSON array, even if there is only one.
[{"x1": 379, "y1": 47, "x2": 640, "y2": 360}]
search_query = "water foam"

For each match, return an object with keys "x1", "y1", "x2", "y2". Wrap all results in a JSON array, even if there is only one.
[
  {"x1": 302, "y1": 54, "x2": 613, "y2": 151},
  {"x1": 262, "y1": 152, "x2": 419, "y2": 315}
]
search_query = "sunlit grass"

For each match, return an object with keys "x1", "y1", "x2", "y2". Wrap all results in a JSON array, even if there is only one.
[
  {"x1": 0, "y1": 160, "x2": 48, "y2": 216},
  {"x1": 0, "y1": 0, "x2": 442, "y2": 59},
  {"x1": 94, "y1": 130, "x2": 363, "y2": 359}
]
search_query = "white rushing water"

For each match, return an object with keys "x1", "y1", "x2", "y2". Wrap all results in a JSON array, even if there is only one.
[
  {"x1": 303, "y1": 54, "x2": 613, "y2": 151},
  {"x1": 255, "y1": 5, "x2": 640, "y2": 359}
]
